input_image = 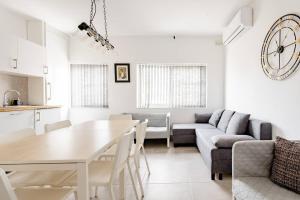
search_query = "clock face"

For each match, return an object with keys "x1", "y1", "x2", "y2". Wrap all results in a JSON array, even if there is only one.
[{"x1": 261, "y1": 14, "x2": 300, "y2": 80}]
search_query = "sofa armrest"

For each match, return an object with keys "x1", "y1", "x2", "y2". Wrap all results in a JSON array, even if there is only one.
[
  {"x1": 211, "y1": 135, "x2": 255, "y2": 148},
  {"x1": 232, "y1": 140, "x2": 274, "y2": 179},
  {"x1": 248, "y1": 119, "x2": 272, "y2": 140}
]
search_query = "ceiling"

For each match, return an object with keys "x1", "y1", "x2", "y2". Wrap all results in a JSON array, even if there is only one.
[{"x1": 0, "y1": 0, "x2": 254, "y2": 36}]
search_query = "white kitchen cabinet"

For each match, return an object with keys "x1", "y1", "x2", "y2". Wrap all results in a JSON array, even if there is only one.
[
  {"x1": 34, "y1": 108, "x2": 61, "y2": 135},
  {"x1": 0, "y1": 34, "x2": 46, "y2": 77},
  {"x1": 0, "y1": 34, "x2": 18, "y2": 73},
  {"x1": 0, "y1": 111, "x2": 34, "y2": 135},
  {"x1": 17, "y1": 38, "x2": 46, "y2": 77}
]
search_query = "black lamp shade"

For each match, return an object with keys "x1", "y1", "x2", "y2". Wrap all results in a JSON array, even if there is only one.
[{"x1": 78, "y1": 22, "x2": 89, "y2": 31}]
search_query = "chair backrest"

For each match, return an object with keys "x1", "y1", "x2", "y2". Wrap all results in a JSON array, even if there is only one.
[
  {"x1": 45, "y1": 120, "x2": 72, "y2": 133},
  {"x1": 0, "y1": 128, "x2": 35, "y2": 145},
  {"x1": 110, "y1": 129, "x2": 134, "y2": 181},
  {"x1": 109, "y1": 114, "x2": 132, "y2": 120},
  {"x1": 135, "y1": 119, "x2": 148, "y2": 154},
  {"x1": 0, "y1": 169, "x2": 17, "y2": 200}
]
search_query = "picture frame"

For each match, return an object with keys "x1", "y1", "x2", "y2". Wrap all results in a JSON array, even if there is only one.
[{"x1": 114, "y1": 63, "x2": 130, "y2": 82}]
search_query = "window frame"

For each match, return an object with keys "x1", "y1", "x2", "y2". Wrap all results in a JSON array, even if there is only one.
[
  {"x1": 136, "y1": 63, "x2": 207, "y2": 109},
  {"x1": 70, "y1": 63, "x2": 109, "y2": 108}
]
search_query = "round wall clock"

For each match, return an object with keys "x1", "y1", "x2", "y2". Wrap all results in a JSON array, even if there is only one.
[{"x1": 261, "y1": 14, "x2": 300, "y2": 80}]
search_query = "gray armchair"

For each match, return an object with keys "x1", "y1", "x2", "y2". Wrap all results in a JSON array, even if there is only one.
[
  {"x1": 127, "y1": 112, "x2": 171, "y2": 147},
  {"x1": 232, "y1": 140, "x2": 300, "y2": 200}
]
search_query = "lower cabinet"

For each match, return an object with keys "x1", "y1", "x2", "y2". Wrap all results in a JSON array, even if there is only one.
[
  {"x1": 0, "y1": 108, "x2": 61, "y2": 136},
  {"x1": 0, "y1": 111, "x2": 34, "y2": 135},
  {"x1": 34, "y1": 108, "x2": 61, "y2": 135}
]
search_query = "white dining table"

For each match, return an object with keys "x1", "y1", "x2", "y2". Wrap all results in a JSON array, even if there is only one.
[{"x1": 0, "y1": 120, "x2": 140, "y2": 200}]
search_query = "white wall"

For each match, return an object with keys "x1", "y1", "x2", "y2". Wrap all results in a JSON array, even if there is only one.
[
  {"x1": 225, "y1": 0, "x2": 300, "y2": 139},
  {"x1": 0, "y1": 74, "x2": 28, "y2": 105},
  {"x1": 69, "y1": 35, "x2": 225, "y2": 124},
  {"x1": 0, "y1": 5, "x2": 27, "y2": 38}
]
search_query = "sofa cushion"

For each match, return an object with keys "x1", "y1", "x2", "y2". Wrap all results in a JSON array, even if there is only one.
[
  {"x1": 226, "y1": 112, "x2": 250, "y2": 135},
  {"x1": 233, "y1": 177, "x2": 300, "y2": 200},
  {"x1": 196, "y1": 128, "x2": 225, "y2": 148},
  {"x1": 147, "y1": 127, "x2": 167, "y2": 133},
  {"x1": 208, "y1": 109, "x2": 224, "y2": 127},
  {"x1": 217, "y1": 110, "x2": 235, "y2": 132},
  {"x1": 271, "y1": 137, "x2": 300, "y2": 194},
  {"x1": 130, "y1": 113, "x2": 167, "y2": 127},
  {"x1": 211, "y1": 135, "x2": 254, "y2": 148},
  {"x1": 173, "y1": 123, "x2": 215, "y2": 130},
  {"x1": 145, "y1": 127, "x2": 168, "y2": 139},
  {"x1": 195, "y1": 113, "x2": 212, "y2": 123}
]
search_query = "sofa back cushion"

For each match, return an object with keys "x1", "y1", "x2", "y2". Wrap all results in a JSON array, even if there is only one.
[
  {"x1": 208, "y1": 109, "x2": 224, "y2": 127},
  {"x1": 130, "y1": 113, "x2": 167, "y2": 127},
  {"x1": 271, "y1": 137, "x2": 300, "y2": 194},
  {"x1": 195, "y1": 113, "x2": 212, "y2": 123},
  {"x1": 217, "y1": 110, "x2": 235, "y2": 132},
  {"x1": 226, "y1": 112, "x2": 250, "y2": 135}
]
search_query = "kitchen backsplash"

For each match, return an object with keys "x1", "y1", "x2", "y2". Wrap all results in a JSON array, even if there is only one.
[{"x1": 0, "y1": 74, "x2": 28, "y2": 106}]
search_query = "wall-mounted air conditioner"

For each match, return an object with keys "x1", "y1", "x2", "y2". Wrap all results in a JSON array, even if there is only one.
[{"x1": 223, "y1": 7, "x2": 253, "y2": 46}]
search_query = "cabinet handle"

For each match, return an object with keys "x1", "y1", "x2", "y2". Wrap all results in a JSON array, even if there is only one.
[
  {"x1": 12, "y1": 58, "x2": 18, "y2": 69},
  {"x1": 36, "y1": 111, "x2": 41, "y2": 122},
  {"x1": 43, "y1": 66, "x2": 48, "y2": 74},
  {"x1": 9, "y1": 112, "x2": 22, "y2": 116},
  {"x1": 47, "y1": 82, "x2": 52, "y2": 101}
]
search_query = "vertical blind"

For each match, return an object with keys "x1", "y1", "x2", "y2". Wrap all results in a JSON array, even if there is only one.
[
  {"x1": 137, "y1": 64, "x2": 206, "y2": 108},
  {"x1": 71, "y1": 64, "x2": 108, "y2": 108}
]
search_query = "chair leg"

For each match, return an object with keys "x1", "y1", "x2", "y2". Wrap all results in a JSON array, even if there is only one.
[
  {"x1": 134, "y1": 157, "x2": 145, "y2": 197},
  {"x1": 94, "y1": 186, "x2": 99, "y2": 198},
  {"x1": 142, "y1": 145, "x2": 150, "y2": 175},
  {"x1": 211, "y1": 173, "x2": 215, "y2": 180},
  {"x1": 127, "y1": 161, "x2": 140, "y2": 200},
  {"x1": 167, "y1": 137, "x2": 170, "y2": 148},
  {"x1": 108, "y1": 184, "x2": 115, "y2": 200},
  {"x1": 74, "y1": 191, "x2": 78, "y2": 200},
  {"x1": 89, "y1": 186, "x2": 93, "y2": 199},
  {"x1": 218, "y1": 173, "x2": 223, "y2": 180}
]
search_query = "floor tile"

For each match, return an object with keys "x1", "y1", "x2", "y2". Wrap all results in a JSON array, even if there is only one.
[{"x1": 69, "y1": 141, "x2": 233, "y2": 200}]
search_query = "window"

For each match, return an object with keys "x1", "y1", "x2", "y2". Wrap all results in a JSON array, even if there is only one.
[
  {"x1": 71, "y1": 64, "x2": 108, "y2": 108},
  {"x1": 137, "y1": 64, "x2": 206, "y2": 108}
]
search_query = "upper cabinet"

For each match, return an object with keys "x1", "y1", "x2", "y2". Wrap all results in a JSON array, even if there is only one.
[
  {"x1": 0, "y1": 34, "x2": 46, "y2": 77},
  {"x1": 18, "y1": 38, "x2": 46, "y2": 77},
  {"x1": 0, "y1": 34, "x2": 18, "y2": 73}
]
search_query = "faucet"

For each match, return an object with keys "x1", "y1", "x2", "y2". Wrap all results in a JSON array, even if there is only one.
[{"x1": 3, "y1": 90, "x2": 21, "y2": 107}]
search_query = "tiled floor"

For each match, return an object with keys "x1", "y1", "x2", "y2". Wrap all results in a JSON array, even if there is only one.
[{"x1": 75, "y1": 141, "x2": 232, "y2": 200}]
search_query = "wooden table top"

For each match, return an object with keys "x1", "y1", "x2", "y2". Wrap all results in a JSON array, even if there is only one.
[
  {"x1": 0, "y1": 120, "x2": 139, "y2": 164},
  {"x1": 0, "y1": 105, "x2": 61, "y2": 112}
]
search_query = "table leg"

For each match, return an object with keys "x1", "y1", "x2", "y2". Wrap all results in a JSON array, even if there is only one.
[
  {"x1": 119, "y1": 169, "x2": 125, "y2": 200},
  {"x1": 77, "y1": 162, "x2": 89, "y2": 200}
]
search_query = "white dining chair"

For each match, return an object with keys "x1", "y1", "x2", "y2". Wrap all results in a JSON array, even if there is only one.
[
  {"x1": 109, "y1": 114, "x2": 132, "y2": 120},
  {"x1": 3, "y1": 128, "x2": 74, "y2": 188},
  {"x1": 98, "y1": 119, "x2": 150, "y2": 198},
  {"x1": 45, "y1": 120, "x2": 72, "y2": 132},
  {"x1": 60, "y1": 129, "x2": 139, "y2": 200},
  {"x1": 0, "y1": 168, "x2": 74, "y2": 200}
]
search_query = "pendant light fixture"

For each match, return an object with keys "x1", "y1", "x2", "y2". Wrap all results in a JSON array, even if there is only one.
[{"x1": 78, "y1": 0, "x2": 114, "y2": 50}]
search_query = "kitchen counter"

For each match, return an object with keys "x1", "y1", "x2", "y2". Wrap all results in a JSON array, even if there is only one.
[{"x1": 0, "y1": 105, "x2": 61, "y2": 112}]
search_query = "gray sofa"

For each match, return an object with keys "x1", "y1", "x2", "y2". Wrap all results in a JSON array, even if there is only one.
[
  {"x1": 172, "y1": 110, "x2": 272, "y2": 180},
  {"x1": 126, "y1": 113, "x2": 171, "y2": 147},
  {"x1": 232, "y1": 140, "x2": 300, "y2": 200}
]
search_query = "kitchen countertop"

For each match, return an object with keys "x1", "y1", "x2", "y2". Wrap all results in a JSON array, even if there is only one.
[{"x1": 0, "y1": 105, "x2": 61, "y2": 112}]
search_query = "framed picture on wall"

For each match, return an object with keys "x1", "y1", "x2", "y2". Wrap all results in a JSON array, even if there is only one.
[{"x1": 114, "y1": 63, "x2": 130, "y2": 82}]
